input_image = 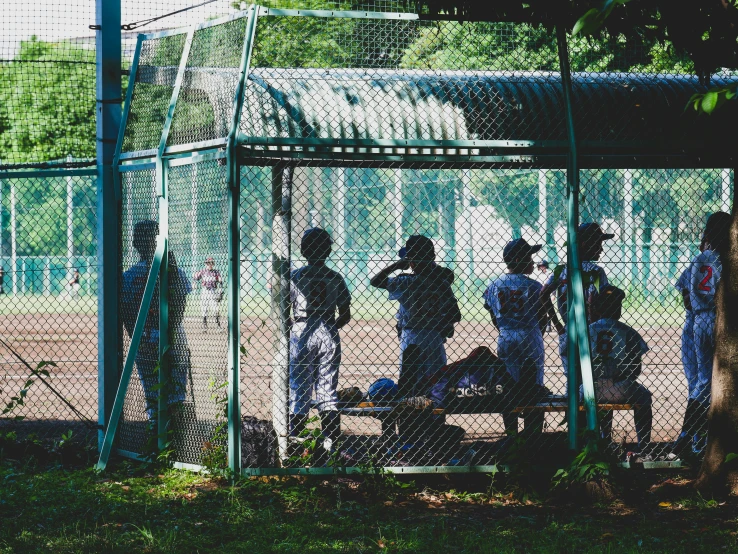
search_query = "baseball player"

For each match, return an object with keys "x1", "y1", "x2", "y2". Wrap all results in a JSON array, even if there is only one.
[
  {"x1": 289, "y1": 228, "x2": 351, "y2": 459},
  {"x1": 541, "y1": 222, "x2": 614, "y2": 366},
  {"x1": 484, "y1": 238, "x2": 547, "y2": 435},
  {"x1": 67, "y1": 268, "x2": 81, "y2": 298},
  {"x1": 587, "y1": 286, "x2": 652, "y2": 453},
  {"x1": 370, "y1": 235, "x2": 461, "y2": 398},
  {"x1": 194, "y1": 256, "x2": 222, "y2": 332},
  {"x1": 671, "y1": 211, "x2": 731, "y2": 457},
  {"x1": 121, "y1": 220, "x2": 192, "y2": 422}
]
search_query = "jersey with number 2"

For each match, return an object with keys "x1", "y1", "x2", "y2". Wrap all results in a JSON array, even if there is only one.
[
  {"x1": 483, "y1": 273, "x2": 542, "y2": 330},
  {"x1": 689, "y1": 250, "x2": 721, "y2": 314}
]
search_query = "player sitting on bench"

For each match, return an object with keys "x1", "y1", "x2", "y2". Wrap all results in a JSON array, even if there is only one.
[{"x1": 587, "y1": 286, "x2": 652, "y2": 454}]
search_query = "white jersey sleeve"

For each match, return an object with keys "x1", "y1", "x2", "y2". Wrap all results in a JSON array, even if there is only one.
[{"x1": 675, "y1": 267, "x2": 690, "y2": 293}]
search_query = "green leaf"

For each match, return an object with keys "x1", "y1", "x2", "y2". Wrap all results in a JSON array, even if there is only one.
[
  {"x1": 726, "y1": 89, "x2": 737, "y2": 100},
  {"x1": 725, "y1": 453, "x2": 738, "y2": 464},
  {"x1": 573, "y1": 9, "x2": 606, "y2": 37},
  {"x1": 701, "y1": 91, "x2": 719, "y2": 114}
]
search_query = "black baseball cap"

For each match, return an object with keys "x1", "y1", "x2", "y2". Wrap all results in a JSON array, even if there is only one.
[
  {"x1": 399, "y1": 235, "x2": 435, "y2": 261},
  {"x1": 592, "y1": 285, "x2": 626, "y2": 314},
  {"x1": 579, "y1": 222, "x2": 615, "y2": 242},
  {"x1": 537, "y1": 260, "x2": 549, "y2": 268},
  {"x1": 503, "y1": 238, "x2": 542, "y2": 264}
]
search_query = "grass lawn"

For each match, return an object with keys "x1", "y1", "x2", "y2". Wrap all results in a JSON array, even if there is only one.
[{"x1": 1, "y1": 456, "x2": 737, "y2": 553}]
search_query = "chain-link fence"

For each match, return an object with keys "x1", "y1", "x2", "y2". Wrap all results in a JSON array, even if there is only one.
[
  {"x1": 0, "y1": 170, "x2": 99, "y2": 439},
  {"x1": 98, "y1": 6, "x2": 738, "y2": 474}
]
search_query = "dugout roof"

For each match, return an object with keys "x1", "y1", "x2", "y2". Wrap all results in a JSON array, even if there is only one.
[{"x1": 130, "y1": 65, "x2": 738, "y2": 167}]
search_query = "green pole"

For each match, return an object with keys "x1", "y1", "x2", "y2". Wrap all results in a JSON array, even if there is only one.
[
  {"x1": 556, "y1": 26, "x2": 597, "y2": 450},
  {"x1": 95, "y1": 0, "x2": 122, "y2": 451},
  {"x1": 97, "y1": 241, "x2": 166, "y2": 470},
  {"x1": 225, "y1": 5, "x2": 259, "y2": 476},
  {"x1": 155, "y1": 28, "x2": 196, "y2": 452}
]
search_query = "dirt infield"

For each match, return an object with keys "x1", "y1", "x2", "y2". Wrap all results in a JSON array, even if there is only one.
[{"x1": 2, "y1": 312, "x2": 688, "y2": 445}]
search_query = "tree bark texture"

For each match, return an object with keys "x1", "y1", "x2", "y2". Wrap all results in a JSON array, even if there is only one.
[{"x1": 698, "y1": 213, "x2": 738, "y2": 496}]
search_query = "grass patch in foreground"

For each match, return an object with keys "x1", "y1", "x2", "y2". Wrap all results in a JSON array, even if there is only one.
[{"x1": 0, "y1": 461, "x2": 737, "y2": 553}]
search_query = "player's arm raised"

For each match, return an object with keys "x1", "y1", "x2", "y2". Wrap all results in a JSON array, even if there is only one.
[
  {"x1": 336, "y1": 302, "x2": 351, "y2": 330},
  {"x1": 369, "y1": 259, "x2": 410, "y2": 289}
]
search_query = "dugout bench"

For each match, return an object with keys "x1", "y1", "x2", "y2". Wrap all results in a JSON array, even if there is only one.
[{"x1": 333, "y1": 395, "x2": 640, "y2": 437}]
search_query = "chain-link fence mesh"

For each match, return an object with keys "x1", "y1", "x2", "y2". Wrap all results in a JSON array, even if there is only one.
[
  {"x1": 2, "y1": 1, "x2": 735, "y2": 469},
  {"x1": 0, "y1": 171, "x2": 98, "y2": 439}
]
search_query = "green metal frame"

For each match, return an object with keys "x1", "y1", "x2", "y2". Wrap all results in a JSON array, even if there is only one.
[
  {"x1": 224, "y1": 5, "x2": 259, "y2": 475},
  {"x1": 97, "y1": 239, "x2": 166, "y2": 470},
  {"x1": 556, "y1": 27, "x2": 597, "y2": 449},
  {"x1": 155, "y1": 25, "x2": 196, "y2": 452}
]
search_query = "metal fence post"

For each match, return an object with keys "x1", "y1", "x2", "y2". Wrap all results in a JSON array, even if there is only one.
[
  {"x1": 272, "y1": 164, "x2": 292, "y2": 463},
  {"x1": 96, "y1": 0, "x2": 122, "y2": 449},
  {"x1": 557, "y1": 25, "x2": 597, "y2": 449},
  {"x1": 226, "y1": 5, "x2": 259, "y2": 475}
]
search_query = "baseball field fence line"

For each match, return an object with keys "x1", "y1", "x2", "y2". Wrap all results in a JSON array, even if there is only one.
[{"x1": 1, "y1": 2, "x2": 736, "y2": 476}]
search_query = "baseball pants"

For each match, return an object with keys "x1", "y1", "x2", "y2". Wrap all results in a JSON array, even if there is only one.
[
  {"x1": 200, "y1": 288, "x2": 220, "y2": 318},
  {"x1": 135, "y1": 324, "x2": 190, "y2": 420},
  {"x1": 289, "y1": 320, "x2": 340, "y2": 415},
  {"x1": 399, "y1": 329, "x2": 447, "y2": 398},
  {"x1": 681, "y1": 314, "x2": 697, "y2": 399},
  {"x1": 692, "y1": 313, "x2": 716, "y2": 404},
  {"x1": 498, "y1": 328, "x2": 545, "y2": 386},
  {"x1": 588, "y1": 378, "x2": 652, "y2": 449}
]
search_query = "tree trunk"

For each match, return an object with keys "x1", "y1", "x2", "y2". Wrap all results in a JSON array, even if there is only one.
[{"x1": 697, "y1": 212, "x2": 738, "y2": 496}]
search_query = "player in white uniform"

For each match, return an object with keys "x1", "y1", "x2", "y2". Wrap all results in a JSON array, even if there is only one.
[
  {"x1": 289, "y1": 228, "x2": 351, "y2": 458},
  {"x1": 194, "y1": 257, "x2": 222, "y2": 332},
  {"x1": 121, "y1": 220, "x2": 192, "y2": 422},
  {"x1": 370, "y1": 235, "x2": 461, "y2": 398},
  {"x1": 672, "y1": 211, "x2": 731, "y2": 457},
  {"x1": 484, "y1": 238, "x2": 547, "y2": 435},
  {"x1": 587, "y1": 286, "x2": 652, "y2": 453},
  {"x1": 541, "y1": 222, "x2": 614, "y2": 367}
]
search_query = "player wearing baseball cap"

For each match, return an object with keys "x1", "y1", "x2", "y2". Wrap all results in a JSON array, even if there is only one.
[
  {"x1": 194, "y1": 256, "x2": 222, "y2": 332},
  {"x1": 289, "y1": 227, "x2": 351, "y2": 462},
  {"x1": 541, "y1": 222, "x2": 615, "y2": 366},
  {"x1": 588, "y1": 286, "x2": 652, "y2": 454},
  {"x1": 370, "y1": 235, "x2": 461, "y2": 398},
  {"x1": 671, "y1": 211, "x2": 731, "y2": 458},
  {"x1": 484, "y1": 238, "x2": 547, "y2": 435}
]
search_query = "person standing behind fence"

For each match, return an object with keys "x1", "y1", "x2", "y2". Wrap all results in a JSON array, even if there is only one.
[
  {"x1": 540, "y1": 222, "x2": 613, "y2": 366},
  {"x1": 67, "y1": 268, "x2": 81, "y2": 299},
  {"x1": 671, "y1": 211, "x2": 731, "y2": 458},
  {"x1": 289, "y1": 228, "x2": 351, "y2": 461},
  {"x1": 121, "y1": 220, "x2": 192, "y2": 423},
  {"x1": 370, "y1": 235, "x2": 461, "y2": 398},
  {"x1": 484, "y1": 239, "x2": 547, "y2": 436},
  {"x1": 194, "y1": 257, "x2": 222, "y2": 332},
  {"x1": 0, "y1": 266, "x2": 5, "y2": 295}
]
